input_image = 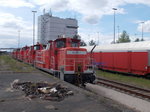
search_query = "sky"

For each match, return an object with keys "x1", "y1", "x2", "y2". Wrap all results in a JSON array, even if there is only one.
[{"x1": 1, "y1": 0, "x2": 150, "y2": 48}]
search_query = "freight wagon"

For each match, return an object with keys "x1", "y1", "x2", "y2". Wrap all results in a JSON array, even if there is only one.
[{"x1": 84, "y1": 41, "x2": 150, "y2": 76}]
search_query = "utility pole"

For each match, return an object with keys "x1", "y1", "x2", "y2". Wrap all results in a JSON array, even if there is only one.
[
  {"x1": 141, "y1": 21, "x2": 144, "y2": 40},
  {"x1": 112, "y1": 8, "x2": 117, "y2": 44},
  {"x1": 97, "y1": 32, "x2": 100, "y2": 45},
  {"x1": 135, "y1": 33, "x2": 137, "y2": 38},
  {"x1": 18, "y1": 30, "x2": 20, "y2": 48},
  {"x1": 117, "y1": 25, "x2": 120, "y2": 40},
  {"x1": 32, "y1": 10, "x2": 37, "y2": 45}
]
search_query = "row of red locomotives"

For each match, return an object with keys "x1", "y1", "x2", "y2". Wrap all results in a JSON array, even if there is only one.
[
  {"x1": 12, "y1": 37, "x2": 96, "y2": 84},
  {"x1": 12, "y1": 43, "x2": 43, "y2": 65},
  {"x1": 84, "y1": 41, "x2": 150, "y2": 76}
]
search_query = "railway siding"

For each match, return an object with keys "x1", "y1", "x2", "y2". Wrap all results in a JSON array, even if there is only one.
[
  {"x1": 96, "y1": 70, "x2": 150, "y2": 89},
  {"x1": 96, "y1": 77, "x2": 150, "y2": 101},
  {"x1": 86, "y1": 83, "x2": 150, "y2": 112},
  {"x1": 0, "y1": 55, "x2": 135, "y2": 112}
]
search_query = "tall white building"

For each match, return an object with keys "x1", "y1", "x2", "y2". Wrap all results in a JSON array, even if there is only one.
[{"x1": 38, "y1": 13, "x2": 78, "y2": 44}]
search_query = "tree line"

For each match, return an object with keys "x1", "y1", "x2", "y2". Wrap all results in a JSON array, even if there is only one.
[
  {"x1": 80, "y1": 30, "x2": 144, "y2": 46},
  {"x1": 116, "y1": 30, "x2": 144, "y2": 43}
]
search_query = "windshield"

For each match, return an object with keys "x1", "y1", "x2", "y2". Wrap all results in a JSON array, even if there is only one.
[
  {"x1": 34, "y1": 45, "x2": 40, "y2": 50},
  {"x1": 71, "y1": 42, "x2": 78, "y2": 47},
  {"x1": 56, "y1": 41, "x2": 65, "y2": 48},
  {"x1": 46, "y1": 43, "x2": 50, "y2": 50}
]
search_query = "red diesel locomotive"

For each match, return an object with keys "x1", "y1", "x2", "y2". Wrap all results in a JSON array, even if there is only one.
[
  {"x1": 12, "y1": 48, "x2": 20, "y2": 59},
  {"x1": 27, "y1": 43, "x2": 44, "y2": 65},
  {"x1": 35, "y1": 37, "x2": 95, "y2": 84},
  {"x1": 12, "y1": 43, "x2": 43, "y2": 65},
  {"x1": 12, "y1": 37, "x2": 95, "y2": 84},
  {"x1": 85, "y1": 41, "x2": 150, "y2": 76}
]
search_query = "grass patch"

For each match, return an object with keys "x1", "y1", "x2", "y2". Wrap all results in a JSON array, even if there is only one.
[
  {"x1": 96, "y1": 70, "x2": 150, "y2": 89},
  {"x1": 0, "y1": 55, "x2": 36, "y2": 72}
]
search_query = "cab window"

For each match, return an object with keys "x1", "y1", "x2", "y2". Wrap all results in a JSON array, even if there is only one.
[
  {"x1": 71, "y1": 42, "x2": 78, "y2": 47},
  {"x1": 29, "y1": 47, "x2": 32, "y2": 51},
  {"x1": 56, "y1": 41, "x2": 65, "y2": 48},
  {"x1": 46, "y1": 43, "x2": 50, "y2": 50},
  {"x1": 34, "y1": 45, "x2": 40, "y2": 50}
]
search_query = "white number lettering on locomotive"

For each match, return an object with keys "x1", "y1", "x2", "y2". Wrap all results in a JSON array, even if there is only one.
[{"x1": 67, "y1": 51, "x2": 86, "y2": 55}]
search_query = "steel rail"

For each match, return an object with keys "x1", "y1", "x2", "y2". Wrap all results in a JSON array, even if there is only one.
[{"x1": 96, "y1": 77, "x2": 150, "y2": 99}]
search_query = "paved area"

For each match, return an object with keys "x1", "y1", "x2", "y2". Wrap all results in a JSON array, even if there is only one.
[
  {"x1": 86, "y1": 83, "x2": 150, "y2": 112},
  {"x1": 0, "y1": 71, "x2": 136, "y2": 112}
]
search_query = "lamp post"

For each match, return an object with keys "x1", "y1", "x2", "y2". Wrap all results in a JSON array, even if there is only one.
[
  {"x1": 141, "y1": 21, "x2": 144, "y2": 40},
  {"x1": 117, "y1": 25, "x2": 120, "y2": 40},
  {"x1": 135, "y1": 33, "x2": 137, "y2": 39},
  {"x1": 97, "y1": 32, "x2": 100, "y2": 45},
  {"x1": 112, "y1": 8, "x2": 117, "y2": 44},
  {"x1": 18, "y1": 30, "x2": 20, "y2": 48},
  {"x1": 32, "y1": 11, "x2": 37, "y2": 45}
]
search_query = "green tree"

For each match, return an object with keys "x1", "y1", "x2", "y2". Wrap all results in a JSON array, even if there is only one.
[
  {"x1": 89, "y1": 40, "x2": 96, "y2": 46},
  {"x1": 134, "y1": 38, "x2": 140, "y2": 42},
  {"x1": 117, "y1": 30, "x2": 131, "y2": 43},
  {"x1": 141, "y1": 38, "x2": 144, "y2": 41},
  {"x1": 80, "y1": 40, "x2": 87, "y2": 46}
]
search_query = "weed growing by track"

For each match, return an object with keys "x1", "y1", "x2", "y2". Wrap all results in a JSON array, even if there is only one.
[
  {"x1": 96, "y1": 70, "x2": 150, "y2": 89},
  {"x1": 0, "y1": 55, "x2": 36, "y2": 72}
]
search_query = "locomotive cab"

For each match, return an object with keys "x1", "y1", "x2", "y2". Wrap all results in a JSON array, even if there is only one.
[
  {"x1": 18, "y1": 46, "x2": 29, "y2": 61},
  {"x1": 29, "y1": 43, "x2": 44, "y2": 65},
  {"x1": 55, "y1": 37, "x2": 80, "y2": 48},
  {"x1": 55, "y1": 38, "x2": 95, "y2": 84}
]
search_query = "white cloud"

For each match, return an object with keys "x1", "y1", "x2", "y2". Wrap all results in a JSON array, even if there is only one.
[
  {"x1": 0, "y1": 0, "x2": 34, "y2": 8},
  {"x1": 0, "y1": 37, "x2": 17, "y2": 48},
  {"x1": 0, "y1": 12, "x2": 35, "y2": 48},
  {"x1": 0, "y1": 12, "x2": 32, "y2": 33},
  {"x1": 31, "y1": 0, "x2": 150, "y2": 24},
  {"x1": 83, "y1": 15, "x2": 100, "y2": 24},
  {"x1": 124, "y1": 0, "x2": 150, "y2": 6},
  {"x1": 31, "y1": 0, "x2": 126, "y2": 24},
  {"x1": 79, "y1": 31, "x2": 113, "y2": 45}
]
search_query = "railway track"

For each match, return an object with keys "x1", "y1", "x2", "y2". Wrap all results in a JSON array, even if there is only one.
[{"x1": 96, "y1": 77, "x2": 150, "y2": 101}]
